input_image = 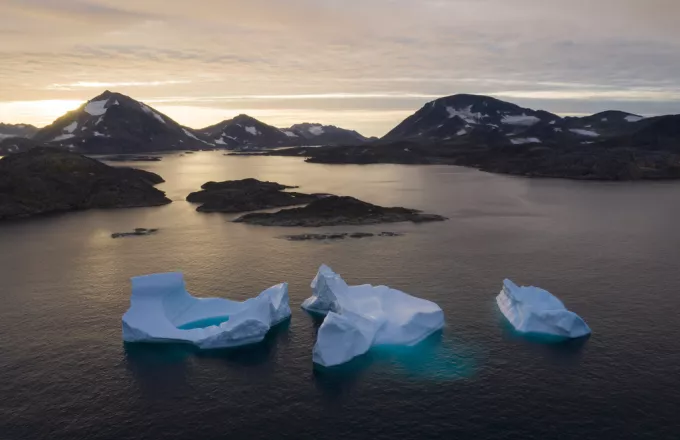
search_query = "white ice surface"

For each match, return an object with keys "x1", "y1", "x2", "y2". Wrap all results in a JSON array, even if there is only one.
[
  {"x1": 122, "y1": 272, "x2": 291, "y2": 349},
  {"x1": 496, "y1": 279, "x2": 591, "y2": 339},
  {"x1": 303, "y1": 265, "x2": 444, "y2": 367},
  {"x1": 84, "y1": 99, "x2": 108, "y2": 116},
  {"x1": 569, "y1": 129, "x2": 600, "y2": 137}
]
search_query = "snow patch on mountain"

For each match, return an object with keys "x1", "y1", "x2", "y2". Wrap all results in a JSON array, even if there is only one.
[
  {"x1": 446, "y1": 106, "x2": 483, "y2": 124},
  {"x1": 283, "y1": 131, "x2": 298, "y2": 137},
  {"x1": 511, "y1": 137, "x2": 541, "y2": 145},
  {"x1": 502, "y1": 114, "x2": 541, "y2": 126},
  {"x1": 570, "y1": 129, "x2": 600, "y2": 137},
  {"x1": 84, "y1": 99, "x2": 108, "y2": 116},
  {"x1": 456, "y1": 129, "x2": 467, "y2": 136},
  {"x1": 141, "y1": 104, "x2": 166, "y2": 124},
  {"x1": 53, "y1": 133, "x2": 75, "y2": 142},
  {"x1": 308, "y1": 126, "x2": 325, "y2": 136},
  {"x1": 245, "y1": 126, "x2": 260, "y2": 136},
  {"x1": 625, "y1": 115, "x2": 644, "y2": 122},
  {"x1": 63, "y1": 121, "x2": 78, "y2": 133}
]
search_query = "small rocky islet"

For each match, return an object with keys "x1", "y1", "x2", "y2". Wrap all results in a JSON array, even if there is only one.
[
  {"x1": 186, "y1": 178, "x2": 325, "y2": 213},
  {"x1": 234, "y1": 195, "x2": 447, "y2": 227},
  {"x1": 0, "y1": 148, "x2": 171, "y2": 221},
  {"x1": 188, "y1": 178, "x2": 447, "y2": 227}
]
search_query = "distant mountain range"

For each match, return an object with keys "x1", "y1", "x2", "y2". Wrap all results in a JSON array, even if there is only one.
[
  {"x1": 3, "y1": 90, "x2": 680, "y2": 180},
  {"x1": 0, "y1": 91, "x2": 370, "y2": 155},
  {"x1": 265, "y1": 94, "x2": 680, "y2": 180}
]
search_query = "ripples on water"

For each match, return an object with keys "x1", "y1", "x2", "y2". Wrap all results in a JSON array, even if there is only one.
[{"x1": 1, "y1": 152, "x2": 679, "y2": 439}]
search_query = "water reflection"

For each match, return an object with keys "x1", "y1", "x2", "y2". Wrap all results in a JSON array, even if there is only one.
[
  {"x1": 313, "y1": 329, "x2": 476, "y2": 400},
  {"x1": 124, "y1": 319, "x2": 291, "y2": 395}
]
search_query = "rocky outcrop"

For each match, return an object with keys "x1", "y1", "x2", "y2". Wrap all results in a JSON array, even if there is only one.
[
  {"x1": 0, "y1": 147, "x2": 171, "y2": 220},
  {"x1": 186, "y1": 178, "x2": 324, "y2": 213},
  {"x1": 282, "y1": 231, "x2": 402, "y2": 241},
  {"x1": 234, "y1": 196, "x2": 447, "y2": 226}
]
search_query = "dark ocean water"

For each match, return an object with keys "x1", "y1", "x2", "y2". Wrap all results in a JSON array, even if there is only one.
[{"x1": 1, "y1": 152, "x2": 679, "y2": 439}]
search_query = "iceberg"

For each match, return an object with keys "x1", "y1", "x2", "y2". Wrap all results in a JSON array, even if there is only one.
[
  {"x1": 303, "y1": 265, "x2": 445, "y2": 367},
  {"x1": 122, "y1": 272, "x2": 291, "y2": 349},
  {"x1": 497, "y1": 279, "x2": 591, "y2": 339}
]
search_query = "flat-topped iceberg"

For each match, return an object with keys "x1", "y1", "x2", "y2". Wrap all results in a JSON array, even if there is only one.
[
  {"x1": 303, "y1": 265, "x2": 445, "y2": 367},
  {"x1": 122, "y1": 272, "x2": 291, "y2": 349},
  {"x1": 497, "y1": 279, "x2": 591, "y2": 339}
]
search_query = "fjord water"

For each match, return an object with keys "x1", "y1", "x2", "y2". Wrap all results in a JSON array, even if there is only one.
[{"x1": 1, "y1": 152, "x2": 679, "y2": 439}]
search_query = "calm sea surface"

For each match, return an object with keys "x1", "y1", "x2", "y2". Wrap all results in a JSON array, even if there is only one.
[{"x1": 1, "y1": 152, "x2": 679, "y2": 439}]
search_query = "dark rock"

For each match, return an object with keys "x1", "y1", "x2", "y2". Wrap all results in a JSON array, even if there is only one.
[
  {"x1": 187, "y1": 178, "x2": 323, "y2": 213},
  {"x1": 111, "y1": 228, "x2": 159, "y2": 238},
  {"x1": 0, "y1": 147, "x2": 171, "y2": 220},
  {"x1": 378, "y1": 231, "x2": 403, "y2": 237},
  {"x1": 234, "y1": 196, "x2": 448, "y2": 227},
  {"x1": 349, "y1": 232, "x2": 374, "y2": 238}
]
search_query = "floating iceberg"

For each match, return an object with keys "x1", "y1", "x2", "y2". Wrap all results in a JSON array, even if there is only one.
[
  {"x1": 122, "y1": 272, "x2": 291, "y2": 349},
  {"x1": 497, "y1": 279, "x2": 591, "y2": 339},
  {"x1": 303, "y1": 265, "x2": 445, "y2": 367}
]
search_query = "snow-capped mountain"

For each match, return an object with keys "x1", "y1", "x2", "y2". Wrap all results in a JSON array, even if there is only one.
[
  {"x1": 32, "y1": 91, "x2": 215, "y2": 154},
  {"x1": 284, "y1": 123, "x2": 369, "y2": 146},
  {"x1": 0, "y1": 123, "x2": 39, "y2": 140},
  {"x1": 201, "y1": 114, "x2": 293, "y2": 149},
  {"x1": 382, "y1": 94, "x2": 649, "y2": 145},
  {"x1": 383, "y1": 94, "x2": 561, "y2": 142},
  {"x1": 201, "y1": 115, "x2": 370, "y2": 149}
]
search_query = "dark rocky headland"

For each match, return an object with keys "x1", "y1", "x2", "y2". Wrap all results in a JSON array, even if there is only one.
[{"x1": 0, "y1": 148, "x2": 171, "y2": 220}]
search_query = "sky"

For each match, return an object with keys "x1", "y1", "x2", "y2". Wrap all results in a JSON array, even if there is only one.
[{"x1": 1, "y1": 0, "x2": 680, "y2": 137}]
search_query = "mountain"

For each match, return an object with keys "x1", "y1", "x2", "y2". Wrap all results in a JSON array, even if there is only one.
[
  {"x1": 0, "y1": 147, "x2": 170, "y2": 220},
  {"x1": 383, "y1": 94, "x2": 561, "y2": 142},
  {"x1": 201, "y1": 114, "x2": 293, "y2": 149},
  {"x1": 264, "y1": 93, "x2": 680, "y2": 180},
  {"x1": 32, "y1": 91, "x2": 215, "y2": 154},
  {"x1": 0, "y1": 123, "x2": 39, "y2": 139},
  {"x1": 0, "y1": 137, "x2": 39, "y2": 156},
  {"x1": 284, "y1": 123, "x2": 369, "y2": 146},
  {"x1": 382, "y1": 94, "x2": 650, "y2": 146},
  {"x1": 201, "y1": 115, "x2": 370, "y2": 149}
]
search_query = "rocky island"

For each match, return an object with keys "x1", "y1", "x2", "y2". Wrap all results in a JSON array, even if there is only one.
[
  {"x1": 186, "y1": 178, "x2": 324, "y2": 213},
  {"x1": 0, "y1": 147, "x2": 171, "y2": 220},
  {"x1": 234, "y1": 196, "x2": 447, "y2": 226}
]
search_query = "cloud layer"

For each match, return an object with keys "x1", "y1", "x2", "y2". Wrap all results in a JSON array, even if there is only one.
[{"x1": 1, "y1": 0, "x2": 680, "y2": 135}]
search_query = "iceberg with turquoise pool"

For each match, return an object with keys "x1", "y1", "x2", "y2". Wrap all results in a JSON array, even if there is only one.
[
  {"x1": 303, "y1": 265, "x2": 445, "y2": 367},
  {"x1": 497, "y1": 279, "x2": 591, "y2": 339},
  {"x1": 122, "y1": 272, "x2": 290, "y2": 349}
]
